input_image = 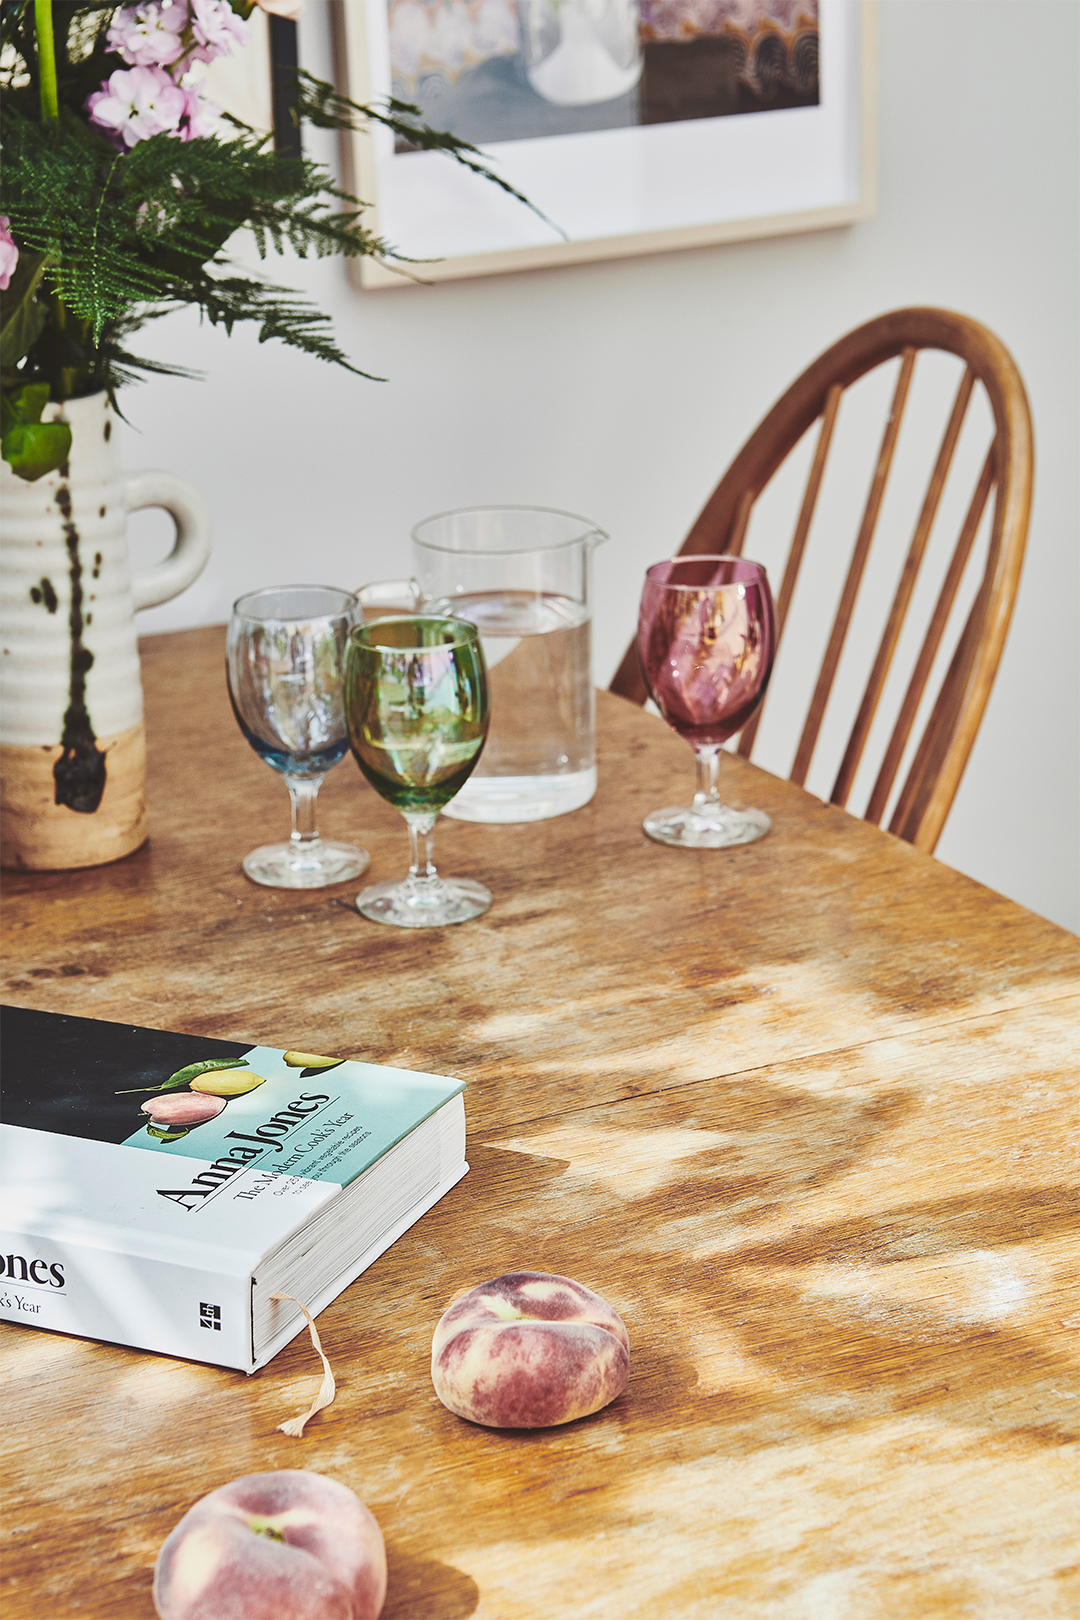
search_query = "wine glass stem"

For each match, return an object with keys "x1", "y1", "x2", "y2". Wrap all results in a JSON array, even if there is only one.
[
  {"x1": 404, "y1": 811, "x2": 440, "y2": 894},
  {"x1": 693, "y1": 745, "x2": 723, "y2": 812},
  {"x1": 286, "y1": 775, "x2": 325, "y2": 848}
]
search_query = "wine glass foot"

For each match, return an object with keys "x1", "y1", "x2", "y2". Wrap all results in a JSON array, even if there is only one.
[
  {"x1": 242, "y1": 840, "x2": 370, "y2": 889},
  {"x1": 356, "y1": 876, "x2": 492, "y2": 928},
  {"x1": 643, "y1": 803, "x2": 771, "y2": 849}
]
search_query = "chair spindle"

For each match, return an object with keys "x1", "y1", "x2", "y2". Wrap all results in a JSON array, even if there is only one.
[
  {"x1": 790, "y1": 347, "x2": 917, "y2": 788},
  {"x1": 727, "y1": 489, "x2": 755, "y2": 559},
  {"x1": 738, "y1": 382, "x2": 843, "y2": 760},
  {"x1": 868, "y1": 444, "x2": 996, "y2": 826},
  {"x1": 831, "y1": 366, "x2": 977, "y2": 812}
]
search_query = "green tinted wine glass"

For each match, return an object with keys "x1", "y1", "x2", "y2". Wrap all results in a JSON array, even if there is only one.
[{"x1": 344, "y1": 616, "x2": 491, "y2": 927}]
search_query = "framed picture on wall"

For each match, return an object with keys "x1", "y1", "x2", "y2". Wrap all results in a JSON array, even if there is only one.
[{"x1": 333, "y1": 0, "x2": 876, "y2": 289}]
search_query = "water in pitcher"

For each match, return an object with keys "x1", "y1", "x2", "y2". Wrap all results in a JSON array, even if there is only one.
[{"x1": 440, "y1": 590, "x2": 596, "y2": 822}]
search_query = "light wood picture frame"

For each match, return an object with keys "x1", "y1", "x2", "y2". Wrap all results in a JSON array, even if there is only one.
[{"x1": 334, "y1": 0, "x2": 876, "y2": 290}]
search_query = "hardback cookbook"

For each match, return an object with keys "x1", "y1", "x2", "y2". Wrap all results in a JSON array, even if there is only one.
[{"x1": 0, "y1": 1006, "x2": 467, "y2": 1372}]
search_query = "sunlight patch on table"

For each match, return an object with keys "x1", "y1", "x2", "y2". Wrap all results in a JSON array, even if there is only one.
[
  {"x1": 755, "y1": 1248, "x2": 1035, "y2": 1329},
  {"x1": 489, "y1": 1123, "x2": 738, "y2": 1197},
  {"x1": 114, "y1": 1354, "x2": 219, "y2": 1406}
]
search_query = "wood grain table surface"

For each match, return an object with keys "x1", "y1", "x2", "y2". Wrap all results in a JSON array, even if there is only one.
[{"x1": 2, "y1": 625, "x2": 1078, "y2": 1618}]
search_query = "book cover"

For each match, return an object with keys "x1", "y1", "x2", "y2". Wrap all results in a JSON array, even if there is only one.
[{"x1": 0, "y1": 1006, "x2": 467, "y2": 1372}]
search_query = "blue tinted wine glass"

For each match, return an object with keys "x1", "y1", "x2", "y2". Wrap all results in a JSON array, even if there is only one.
[{"x1": 227, "y1": 586, "x2": 370, "y2": 888}]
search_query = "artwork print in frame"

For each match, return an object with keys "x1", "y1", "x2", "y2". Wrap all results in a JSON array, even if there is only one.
[{"x1": 334, "y1": 0, "x2": 876, "y2": 288}]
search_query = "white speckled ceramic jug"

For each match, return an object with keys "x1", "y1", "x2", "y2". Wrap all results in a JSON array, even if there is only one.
[{"x1": 0, "y1": 393, "x2": 210, "y2": 870}]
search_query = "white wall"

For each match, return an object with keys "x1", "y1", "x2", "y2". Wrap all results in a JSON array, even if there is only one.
[{"x1": 123, "y1": 0, "x2": 1079, "y2": 932}]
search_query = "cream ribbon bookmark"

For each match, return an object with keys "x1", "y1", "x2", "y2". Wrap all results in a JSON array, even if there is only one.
[{"x1": 271, "y1": 1292, "x2": 337, "y2": 1437}]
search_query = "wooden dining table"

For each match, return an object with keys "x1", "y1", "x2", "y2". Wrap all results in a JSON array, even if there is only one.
[{"x1": 2, "y1": 625, "x2": 1077, "y2": 1619}]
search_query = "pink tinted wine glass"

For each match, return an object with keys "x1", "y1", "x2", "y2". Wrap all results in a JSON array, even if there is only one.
[{"x1": 637, "y1": 556, "x2": 777, "y2": 848}]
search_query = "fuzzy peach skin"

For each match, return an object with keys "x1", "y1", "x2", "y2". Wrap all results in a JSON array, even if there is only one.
[
  {"x1": 153, "y1": 1470, "x2": 386, "y2": 1620},
  {"x1": 431, "y1": 1271, "x2": 630, "y2": 1429}
]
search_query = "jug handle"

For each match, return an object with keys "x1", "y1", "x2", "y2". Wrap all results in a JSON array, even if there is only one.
[{"x1": 125, "y1": 470, "x2": 212, "y2": 612}]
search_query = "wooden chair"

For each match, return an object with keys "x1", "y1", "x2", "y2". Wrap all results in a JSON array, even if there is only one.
[{"x1": 609, "y1": 307, "x2": 1034, "y2": 854}]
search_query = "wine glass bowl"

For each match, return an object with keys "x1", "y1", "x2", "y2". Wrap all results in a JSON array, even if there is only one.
[
  {"x1": 226, "y1": 586, "x2": 370, "y2": 888},
  {"x1": 344, "y1": 616, "x2": 491, "y2": 927},
  {"x1": 637, "y1": 556, "x2": 777, "y2": 848}
]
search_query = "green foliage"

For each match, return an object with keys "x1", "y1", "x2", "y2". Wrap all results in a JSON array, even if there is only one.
[
  {"x1": 1, "y1": 103, "x2": 390, "y2": 383},
  {"x1": 294, "y1": 71, "x2": 554, "y2": 229},
  {"x1": 0, "y1": 379, "x2": 72, "y2": 480},
  {"x1": 0, "y1": 0, "x2": 538, "y2": 477}
]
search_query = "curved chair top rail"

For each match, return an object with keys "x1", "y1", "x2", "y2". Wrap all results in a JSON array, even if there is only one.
[{"x1": 610, "y1": 307, "x2": 1034, "y2": 853}]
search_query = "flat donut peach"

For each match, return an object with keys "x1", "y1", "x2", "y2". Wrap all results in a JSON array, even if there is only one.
[
  {"x1": 431, "y1": 1270, "x2": 629, "y2": 1429},
  {"x1": 153, "y1": 1469, "x2": 386, "y2": 1620}
]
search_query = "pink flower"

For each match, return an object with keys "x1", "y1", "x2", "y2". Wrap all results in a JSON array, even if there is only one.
[
  {"x1": 174, "y1": 85, "x2": 221, "y2": 141},
  {"x1": 188, "y1": 0, "x2": 248, "y2": 62},
  {"x1": 0, "y1": 217, "x2": 18, "y2": 290},
  {"x1": 87, "y1": 65, "x2": 187, "y2": 146},
  {"x1": 107, "y1": 2, "x2": 188, "y2": 67}
]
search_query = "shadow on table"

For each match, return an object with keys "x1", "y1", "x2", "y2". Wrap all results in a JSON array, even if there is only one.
[{"x1": 384, "y1": 1542, "x2": 480, "y2": 1619}]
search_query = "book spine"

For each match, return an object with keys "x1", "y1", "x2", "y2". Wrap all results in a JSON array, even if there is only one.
[{"x1": 0, "y1": 1227, "x2": 254, "y2": 1370}]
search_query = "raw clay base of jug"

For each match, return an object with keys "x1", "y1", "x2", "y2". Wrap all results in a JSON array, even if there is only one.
[{"x1": 0, "y1": 721, "x2": 149, "y2": 870}]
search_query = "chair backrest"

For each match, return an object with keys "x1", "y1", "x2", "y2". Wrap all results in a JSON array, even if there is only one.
[{"x1": 609, "y1": 308, "x2": 1034, "y2": 853}]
